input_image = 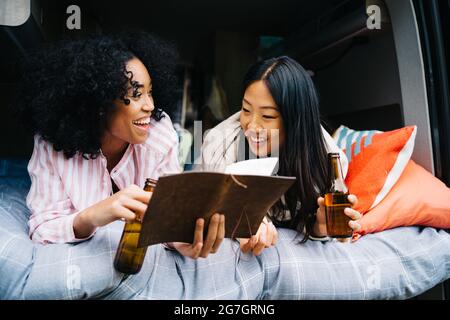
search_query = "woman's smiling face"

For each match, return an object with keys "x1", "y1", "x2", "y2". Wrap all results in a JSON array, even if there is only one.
[
  {"x1": 104, "y1": 57, "x2": 155, "y2": 149},
  {"x1": 240, "y1": 80, "x2": 285, "y2": 157}
]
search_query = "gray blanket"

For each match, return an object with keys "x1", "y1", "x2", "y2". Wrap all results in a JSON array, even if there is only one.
[{"x1": 0, "y1": 160, "x2": 449, "y2": 299}]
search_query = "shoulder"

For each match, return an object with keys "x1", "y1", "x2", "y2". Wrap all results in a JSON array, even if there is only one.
[
  {"x1": 31, "y1": 134, "x2": 61, "y2": 159},
  {"x1": 29, "y1": 135, "x2": 72, "y2": 174},
  {"x1": 204, "y1": 111, "x2": 241, "y2": 145},
  {"x1": 206, "y1": 111, "x2": 241, "y2": 136},
  {"x1": 201, "y1": 111, "x2": 242, "y2": 169},
  {"x1": 33, "y1": 134, "x2": 49, "y2": 147},
  {"x1": 140, "y1": 112, "x2": 178, "y2": 155}
]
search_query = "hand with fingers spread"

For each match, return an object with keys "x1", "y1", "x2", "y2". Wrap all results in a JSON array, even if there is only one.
[
  {"x1": 313, "y1": 194, "x2": 362, "y2": 238},
  {"x1": 74, "y1": 184, "x2": 152, "y2": 239},
  {"x1": 166, "y1": 213, "x2": 225, "y2": 259},
  {"x1": 238, "y1": 216, "x2": 278, "y2": 256}
]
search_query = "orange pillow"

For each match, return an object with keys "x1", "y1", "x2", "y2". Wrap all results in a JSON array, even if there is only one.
[
  {"x1": 333, "y1": 125, "x2": 417, "y2": 213},
  {"x1": 353, "y1": 160, "x2": 450, "y2": 240}
]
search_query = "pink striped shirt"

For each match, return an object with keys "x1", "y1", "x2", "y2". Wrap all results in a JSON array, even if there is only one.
[{"x1": 26, "y1": 114, "x2": 181, "y2": 244}]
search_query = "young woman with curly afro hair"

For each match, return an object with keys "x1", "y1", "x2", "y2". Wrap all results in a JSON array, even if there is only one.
[{"x1": 16, "y1": 32, "x2": 225, "y2": 259}]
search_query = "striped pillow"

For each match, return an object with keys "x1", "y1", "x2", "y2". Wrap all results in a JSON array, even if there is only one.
[{"x1": 333, "y1": 125, "x2": 417, "y2": 213}]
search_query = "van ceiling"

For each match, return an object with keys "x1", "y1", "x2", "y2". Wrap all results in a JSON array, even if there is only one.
[
  {"x1": 0, "y1": 0, "x2": 360, "y2": 69},
  {"x1": 39, "y1": 0, "x2": 347, "y2": 35}
]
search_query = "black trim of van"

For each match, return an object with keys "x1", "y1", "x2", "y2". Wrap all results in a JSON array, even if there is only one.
[
  {"x1": 413, "y1": 0, "x2": 450, "y2": 300},
  {"x1": 413, "y1": 0, "x2": 450, "y2": 185}
]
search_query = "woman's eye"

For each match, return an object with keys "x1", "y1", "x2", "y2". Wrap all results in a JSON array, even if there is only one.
[
  {"x1": 131, "y1": 91, "x2": 142, "y2": 99},
  {"x1": 242, "y1": 107, "x2": 250, "y2": 113},
  {"x1": 263, "y1": 115, "x2": 277, "y2": 119}
]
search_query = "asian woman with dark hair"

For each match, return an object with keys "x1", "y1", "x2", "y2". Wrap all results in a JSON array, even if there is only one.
[{"x1": 202, "y1": 56, "x2": 362, "y2": 254}]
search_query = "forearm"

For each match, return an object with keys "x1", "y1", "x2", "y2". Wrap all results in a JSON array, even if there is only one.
[{"x1": 73, "y1": 208, "x2": 97, "y2": 239}]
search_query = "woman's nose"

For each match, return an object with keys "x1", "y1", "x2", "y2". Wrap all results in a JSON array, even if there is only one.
[
  {"x1": 142, "y1": 96, "x2": 155, "y2": 112},
  {"x1": 247, "y1": 120, "x2": 262, "y2": 131}
]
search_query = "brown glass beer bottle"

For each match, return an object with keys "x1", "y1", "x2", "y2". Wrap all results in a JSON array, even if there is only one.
[
  {"x1": 113, "y1": 178, "x2": 157, "y2": 274},
  {"x1": 324, "y1": 153, "x2": 353, "y2": 238}
]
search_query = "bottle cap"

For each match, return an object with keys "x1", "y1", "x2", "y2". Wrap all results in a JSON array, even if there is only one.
[
  {"x1": 145, "y1": 178, "x2": 158, "y2": 187},
  {"x1": 328, "y1": 152, "x2": 340, "y2": 158}
]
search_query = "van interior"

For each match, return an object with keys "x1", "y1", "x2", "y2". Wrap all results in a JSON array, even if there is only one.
[{"x1": 1, "y1": 0, "x2": 449, "y2": 299}]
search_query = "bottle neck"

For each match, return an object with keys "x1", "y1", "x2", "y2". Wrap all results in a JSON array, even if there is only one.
[
  {"x1": 144, "y1": 183, "x2": 156, "y2": 192},
  {"x1": 329, "y1": 156, "x2": 347, "y2": 193}
]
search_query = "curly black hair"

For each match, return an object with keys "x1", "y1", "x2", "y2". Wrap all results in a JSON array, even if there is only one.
[{"x1": 15, "y1": 32, "x2": 179, "y2": 159}]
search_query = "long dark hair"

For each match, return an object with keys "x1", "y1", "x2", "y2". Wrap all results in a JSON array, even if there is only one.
[{"x1": 243, "y1": 56, "x2": 330, "y2": 242}]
